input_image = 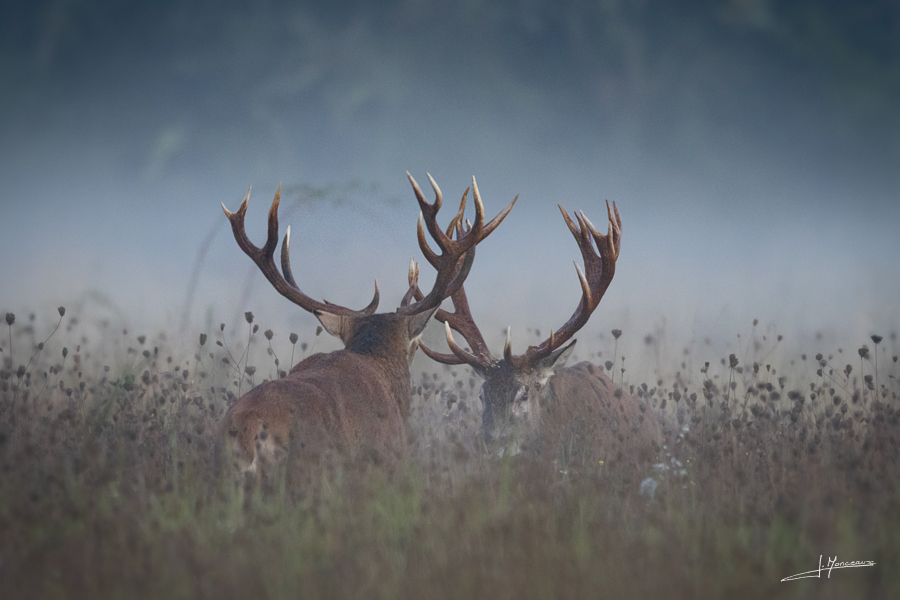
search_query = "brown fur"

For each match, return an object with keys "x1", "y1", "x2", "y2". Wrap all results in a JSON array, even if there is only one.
[
  {"x1": 535, "y1": 362, "x2": 661, "y2": 465},
  {"x1": 220, "y1": 313, "x2": 422, "y2": 484}
]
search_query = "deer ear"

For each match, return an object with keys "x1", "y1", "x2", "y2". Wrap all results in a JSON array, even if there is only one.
[
  {"x1": 406, "y1": 306, "x2": 438, "y2": 340},
  {"x1": 406, "y1": 338, "x2": 420, "y2": 366},
  {"x1": 536, "y1": 339, "x2": 576, "y2": 381},
  {"x1": 313, "y1": 311, "x2": 356, "y2": 345}
]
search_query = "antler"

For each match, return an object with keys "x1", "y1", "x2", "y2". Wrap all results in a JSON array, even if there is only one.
[
  {"x1": 398, "y1": 173, "x2": 516, "y2": 316},
  {"x1": 418, "y1": 279, "x2": 497, "y2": 370},
  {"x1": 222, "y1": 187, "x2": 379, "y2": 317},
  {"x1": 524, "y1": 201, "x2": 622, "y2": 362},
  {"x1": 413, "y1": 188, "x2": 506, "y2": 370},
  {"x1": 418, "y1": 200, "x2": 622, "y2": 370}
]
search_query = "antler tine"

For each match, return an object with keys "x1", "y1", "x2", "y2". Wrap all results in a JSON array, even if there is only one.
[
  {"x1": 435, "y1": 283, "x2": 495, "y2": 368},
  {"x1": 482, "y1": 193, "x2": 518, "y2": 238},
  {"x1": 408, "y1": 172, "x2": 451, "y2": 255},
  {"x1": 447, "y1": 187, "x2": 469, "y2": 237},
  {"x1": 417, "y1": 327, "x2": 468, "y2": 366},
  {"x1": 459, "y1": 177, "x2": 517, "y2": 241},
  {"x1": 444, "y1": 322, "x2": 481, "y2": 365},
  {"x1": 526, "y1": 203, "x2": 622, "y2": 361},
  {"x1": 223, "y1": 186, "x2": 379, "y2": 317},
  {"x1": 503, "y1": 326, "x2": 514, "y2": 362},
  {"x1": 400, "y1": 258, "x2": 419, "y2": 308}
]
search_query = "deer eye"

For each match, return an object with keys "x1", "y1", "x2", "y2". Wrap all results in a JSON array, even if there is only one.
[{"x1": 513, "y1": 386, "x2": 529, "y2": 404}]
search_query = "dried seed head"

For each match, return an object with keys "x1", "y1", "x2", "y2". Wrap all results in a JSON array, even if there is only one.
[
  {"x1": 245, "y1": 366, "x2": 256, "y2": 376},
  {"x1": 199, "y1": 333, "x2": 207, "y2": 346},
  {"x1": 858, "y1": 347, "x2": 869, "y2": 359},
  {"x1": 871, "y1": 335, "x2": 883, "y2": 344},
  {"x1": 252, "y1": 324, "x2": 259, "y2": 334},
  {"x1": 62, "y1": 347, "x2": 68, "y2": 358},
  {"x1": 264, "y1": 329, "x2": 274, "y2": 340},
  {"x1": 611, "y1": 329, "x2": 622, "y2": 339},
  {"x1": 290, "y1": 333, "x2": 299, "y2": 344},
  {"x1": 244, "y1": 312, "x2": 254, "y2": 324},
  {"x1": 5, "y1": 313, "x2": 14, "y2": 326},
  {"x1": 58, "y1": 306, "x2": 66, "y2": 317},
  {"x1": 729, "y1": 354, "x2": 739, "y2": 369}
]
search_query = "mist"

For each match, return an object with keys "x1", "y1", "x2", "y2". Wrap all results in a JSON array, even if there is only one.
[{"x1": 2, "y1": 0, "x2": 898, "y2": 370}]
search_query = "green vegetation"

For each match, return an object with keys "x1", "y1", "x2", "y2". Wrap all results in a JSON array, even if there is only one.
[{"x1": 1, "y1": 309, "x2": 898, "y2": 599}]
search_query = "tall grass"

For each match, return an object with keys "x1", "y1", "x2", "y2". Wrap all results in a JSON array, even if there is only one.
[{"x1": 1, "y1": 310, "x2": 898, "y2": 599}]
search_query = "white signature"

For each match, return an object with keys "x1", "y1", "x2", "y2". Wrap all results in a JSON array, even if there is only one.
[{"x1": 782, "y1": 555, "x2": 876, "y2": 582}]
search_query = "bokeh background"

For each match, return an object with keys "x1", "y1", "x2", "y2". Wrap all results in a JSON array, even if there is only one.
[{"x1": 2, "y1": 0, "x2": 898, "y2": 365}]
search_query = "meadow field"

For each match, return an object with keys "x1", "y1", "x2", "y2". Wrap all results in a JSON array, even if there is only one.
[{"x1": 1, "y1": 308, "x2": 898, "y2": 599}]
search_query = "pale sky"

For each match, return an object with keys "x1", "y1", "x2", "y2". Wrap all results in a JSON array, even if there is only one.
[{"x1": 2, "y1": 1, "x2": 898, "y2": 367}]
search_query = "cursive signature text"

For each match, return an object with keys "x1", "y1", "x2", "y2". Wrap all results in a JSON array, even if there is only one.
[{"x1": 782, "y1": 555, "x2": 876, "y2": 582}]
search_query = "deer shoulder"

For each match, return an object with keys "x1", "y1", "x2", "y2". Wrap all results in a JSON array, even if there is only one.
[{"x1": 540, "y1": 362, "x2": 661, "y2": 463}]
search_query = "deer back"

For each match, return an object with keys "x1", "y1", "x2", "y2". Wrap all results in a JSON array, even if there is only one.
[
  {"x1": 222, "y1": 313, "x2": 423, "y2": 476},
  {"x1": 537, "y1": 362, "x2": 661, "y2": 464}
]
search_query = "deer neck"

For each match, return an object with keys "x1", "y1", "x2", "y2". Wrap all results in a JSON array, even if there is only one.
[{"x1": 342, "y1": 314, "x2": 414, "y2": 417}]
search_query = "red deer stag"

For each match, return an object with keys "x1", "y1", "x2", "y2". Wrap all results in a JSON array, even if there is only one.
[
  {"x1": 417, "y1": 199, "x2": 660, "y2": 465},
  {"x1": 219, "y1": 173, "x2": 516, "y2": 481}
]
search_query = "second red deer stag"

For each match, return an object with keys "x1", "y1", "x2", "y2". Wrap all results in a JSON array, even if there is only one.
[
  {"x1": 219, "y1": 173, "x2": 515, "y2": 481},
  {"x1": 418, "y1": 199, "x2": 660, "y2": 465}
]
